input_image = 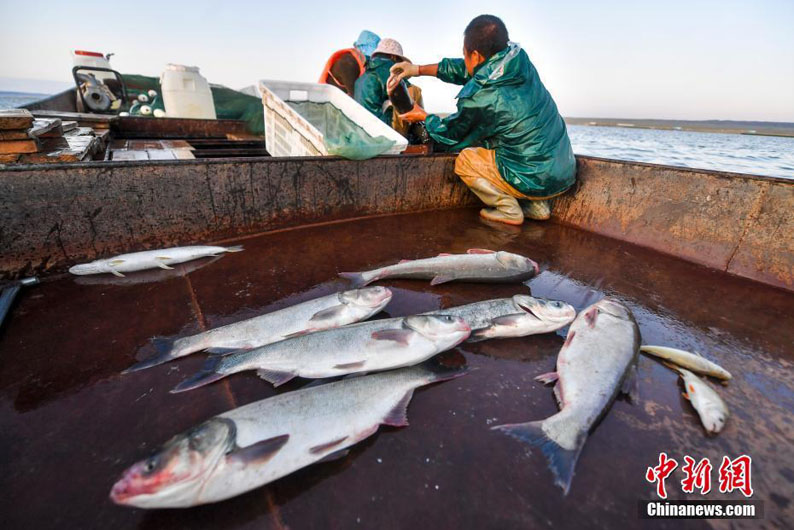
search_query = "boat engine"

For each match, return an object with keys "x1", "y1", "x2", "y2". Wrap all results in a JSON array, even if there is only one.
[{"x1": 76, "y1": 72, "x2": 119, "y2": 113}]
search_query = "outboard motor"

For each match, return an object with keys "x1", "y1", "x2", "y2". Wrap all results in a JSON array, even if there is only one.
[
  {"x1": 76, "y1": 72, "x2": 118, "y2": 112},
  {"x1": 71, "y1": 50, "x2": 128, "y2": 114}
]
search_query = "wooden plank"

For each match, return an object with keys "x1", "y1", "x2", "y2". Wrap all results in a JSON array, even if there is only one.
[
  {"x1": 65, "y1": 127, "x2": 96, "y2": 137},
  {"x1": 20, "y1": 136, "x2": 98, "y2": 163},
  {"x1": 0, "y1": 153, "x2": 20, "y2": 163},
  {"x1": 60, "y1": 121, "x2": 78, "y2": 133},
  {"x1": 0, "y1": 139, "x2": 39, "y2": 154},
  {"x1": 39, "y1": 137, "x2": 70, "y2": 151},
  {"x1": 0, "y1": 109, "x2": 34, "y2": 130},
  {"x1": 146, "y1": 149, "x2": 176, "y2": 160},
  {"x1": 29, "y1": 118, "x2": 63, "y2": 139},
  {"x1": 30, "y1": 110, "x2": 115, "y2": 124},
  {"x1": 111, "y1": 150, "x2": 149, "y2": 161},
  {"x1": 173, "y1": 148, "x2": 196, "y2": 160},
  {"x1": 0, "y1": 130, "x2": 29, "y2": 141},
  {"x1": 160, "y1": 140, "x2": 194, "y2": 150}
]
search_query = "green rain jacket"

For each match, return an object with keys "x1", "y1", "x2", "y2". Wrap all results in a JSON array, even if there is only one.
[
  {"x1": 427, "y1": 44, "x2": 576, "y2": 197},
  {"x1": 353, "y1": 55, "x2": 396, "y2": 125}
]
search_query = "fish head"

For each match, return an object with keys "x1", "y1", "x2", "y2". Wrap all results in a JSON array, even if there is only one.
[
  {"x1": 701, "y1": 404, "x2": 728, "y2": 434},
  {"x1": 495, "y1": 251, "x2": 539, "y2": 277},
  {"x1": 110, "y1": 418, "x2": 235, "y2": 508},
  {"x1": 68, "y1": 260, "x2": 108, "y2": 275},
  {"x1": 593, "y1": 298, "x2": 633, "y2": 321},
  {"x1": 404, "y1": 314, "x2": 471, "y2": 345},
  {"x1": 513, "y1": 295, "x2": 577, "y2": 326},
  {"x1": 340, "y1": 286, "x2": 393, "y2": 311}
]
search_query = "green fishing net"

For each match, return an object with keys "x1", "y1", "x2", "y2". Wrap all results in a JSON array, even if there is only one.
[
  {"x1": 288, "y1": 101, "x2": 396, "y2": 160},
  {"x1": 121, "y1": 74, "x2": 264, "y2": 135}
]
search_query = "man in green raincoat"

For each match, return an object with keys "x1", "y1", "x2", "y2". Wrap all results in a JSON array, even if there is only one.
[
  {"x1": 389, "y1": 15, "x2": 576, "y2": 224},
  {"x1": 354, "y1": 38, "x2": 423, "y2": 135}
]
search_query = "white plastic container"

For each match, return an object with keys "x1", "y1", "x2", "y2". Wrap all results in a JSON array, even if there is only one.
[
  {"x1": 160, "y1": 64, "x2": 217, "y2": 119},
  {"x1": 259, "y1": 79, "x2": 407, "y2": 157},
  {"x1": 71, "y1": 50, "x2": 115, "y2": 82}
]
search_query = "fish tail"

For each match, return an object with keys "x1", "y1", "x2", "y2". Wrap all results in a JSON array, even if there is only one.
[
  {"x1": 224, "y1": 245, "x2": 244, "y2": 253},
  {"x1": 492, "y1": 417, "x2": 585, "y2": 495},
  {"x1": 121, "y1": 337, "x2": 177, "y2": 373},
  {"x1": 421, "y1": 358, "x2": 471, "y2": 384},
  {"x1": 170, "y1": 357, "x2": 227, "y2": 393},
  {"x1": 338, "y1": 271, "x2": 373, "y2": 287}
]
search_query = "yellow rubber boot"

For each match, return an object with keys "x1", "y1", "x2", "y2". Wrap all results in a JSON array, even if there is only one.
[
  {"x1": 521, "y1": 199, "x2": 552, "y2": 221},
  {"x1": 467, "y1": 178, "x2": 524, "y2": 226}
]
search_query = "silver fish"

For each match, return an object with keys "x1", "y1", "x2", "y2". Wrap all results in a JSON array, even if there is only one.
[
  {"x1": 110, "y1": 362, "x2": 468, "y2": 508},
  {"x1": 339, "y1": 248, "x2": 539, "y2": 286},
  {"x1": 172, "y1": 314, "x2": 471, "y2": 392},
  {"x1": 125, "y1": 287, "x2": 393, "y2": 373},
  {"x1": 427, "y1": 295, "x2": 576, "y2": 342},
  {"x1": 69, "y1": 245, "x2": 243, "y2": 277},
  {"x1": 492, "y1": 298, "x2": 640, "y2": 494},
  {"x1": 674, "y1": 366, "x2": 729, "y2": 434},
  {"x1": 640, "y1": 345, "x2": 732, "y2": 381}
]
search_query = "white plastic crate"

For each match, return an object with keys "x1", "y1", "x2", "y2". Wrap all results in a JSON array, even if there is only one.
[{"x1": 259, "y1": 79, "x2": 407, "y2": 158}]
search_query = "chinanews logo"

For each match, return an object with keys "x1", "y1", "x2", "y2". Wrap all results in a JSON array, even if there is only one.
[{"x1": 638, "y1": 453, "x2": 763, "y2": 519}]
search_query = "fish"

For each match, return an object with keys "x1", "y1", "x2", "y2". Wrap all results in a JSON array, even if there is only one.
[
  {"x1": 492, "y1": 298, "x2": 640, "y2": 494},
  {"x1": 124, "y1": 287, "x2": 394, "y2": 373},
  {"x1": 110, "y1": 362, "x2": 468, "y2": 508},
  {"x1": 73, "y1": 256, "x2": 223, "y2": 286},
  {"x1": 667, "y1": 364, "x2": 729, "y2": 434},
  {"x1": 171, "y1": 314, "x2": 471, "y2": 392},
  {"x1": 339, "y1": 248, "x2": 539, "y2": 287},
  {"x1": 640, "y1": 345, "x2": 731, "y2": 381},
  {"x1": 427, "y1": 295, "x2": 576, "y2": 342},
  {"x1": 68, "y1": 245, "x2": 244, "y2": 277}
]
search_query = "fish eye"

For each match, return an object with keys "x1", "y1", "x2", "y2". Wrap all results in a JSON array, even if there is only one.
[
  {"x1": 144, "y1": 457, "x2": 158, "y2": 474},
  {"x1": 551, "y1": 301, "x2": 562, "y2": 308}
]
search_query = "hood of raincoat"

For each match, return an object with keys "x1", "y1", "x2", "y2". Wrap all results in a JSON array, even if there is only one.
[{"x1": 457, "y1": 43, "x2": 527, "y2": 99}]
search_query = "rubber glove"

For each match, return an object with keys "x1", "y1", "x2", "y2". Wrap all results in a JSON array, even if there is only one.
[
  {"x1": 388, "y1": 62, "x2": 419, "y2": 91},
  {"x1": 397, "y1": 102, "x2": 428, "y2": 123}
]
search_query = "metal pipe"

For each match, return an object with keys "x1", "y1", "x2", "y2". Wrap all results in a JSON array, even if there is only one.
[{"x1": 0, "y1": 277, "x2": 39, "y2": 330}]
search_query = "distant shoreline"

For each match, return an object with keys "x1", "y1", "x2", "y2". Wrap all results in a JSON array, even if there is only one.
[{"x1": 564, "y1": 117, "x2": 794, "y2": 138}]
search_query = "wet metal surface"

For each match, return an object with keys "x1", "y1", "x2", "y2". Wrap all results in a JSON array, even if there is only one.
[{"x1": 0, "y1": 209, "x2": 792, "y2": 529}]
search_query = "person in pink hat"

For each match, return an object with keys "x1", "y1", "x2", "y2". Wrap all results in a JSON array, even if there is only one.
[{"x1": 354, "y1": 37, "x2": 423, "y2": 134}]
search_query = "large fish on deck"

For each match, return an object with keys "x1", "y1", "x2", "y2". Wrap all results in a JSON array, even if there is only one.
[
  {"x1": 110, "y1": 362, "x2": 468, "y2": 508},
  {"x1": 171, "y1": 314, "x2": 471, "y2": 392},
  {"x1": 340, "y1": 249, "x2": 539, "y2": 286},
  {"x1": 492, "y1": 298, "x2": 640, "y2": 494},
  {"x1": 125, "y1": 287, "x2": 393, "y2": 373},
  {"x1": 69, "y1": 245, "x2": 244, "y2": 277},
  {"x1": 425, "y1": 295, "x2": 576, "y2": 342}
]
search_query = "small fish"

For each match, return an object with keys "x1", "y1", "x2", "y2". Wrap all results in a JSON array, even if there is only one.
[
  {"x1": 492, "y1": 298, "x2": 640, "y2": 494},
  {"x1": 640, "y1": 345, "x2": 731, "y2": 381},
  {"x1": 69, "y1": 245, "x2": 244, "y2": 277},
  {"x1": 124, "y1": 287, "x2": 393, "y2": 373},
  {"x1": 425, "y1": 295, "x2": 576, "y2": 342},
  {"x1": 110, "y1": 362, "x2": 468, "y2": 508},
  {"x1": 667, "y1": 364, "x2": 729, "y2": 434},
  {"x1": 339, "y1": 248, "x2": 539, "y2": 287},
  {"x1": 171, "y1": 314, "x2": 471, "y2": 392}
]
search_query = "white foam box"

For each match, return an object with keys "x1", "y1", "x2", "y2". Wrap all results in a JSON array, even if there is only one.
[{"x1": 259, "y1": 79, "x2": 407, "y2": 157}]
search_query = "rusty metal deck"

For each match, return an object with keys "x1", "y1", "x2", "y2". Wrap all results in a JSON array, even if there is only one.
[{"x1": 1, "y1": 209, "x2": 791, "y2": 529}]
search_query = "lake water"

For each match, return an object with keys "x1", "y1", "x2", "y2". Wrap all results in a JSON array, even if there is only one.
[
  {"x1": 2, "y1": 91, "x2": 792, "y2": 178},
  {"x1": 568, "y1": 124, "x2": 794, "y2": 179}
]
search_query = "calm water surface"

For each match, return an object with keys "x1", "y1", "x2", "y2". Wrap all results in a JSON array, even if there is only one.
[{"x1": 568, "y1": 124, "x2": 794, "y2": 179}]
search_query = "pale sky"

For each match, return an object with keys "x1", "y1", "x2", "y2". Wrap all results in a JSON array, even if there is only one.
[{"x1": 1, "y1": 0, "x2": 792, "y2": 121}]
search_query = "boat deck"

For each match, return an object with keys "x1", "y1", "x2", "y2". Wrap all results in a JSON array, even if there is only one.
[{"x1": 0, "y1": 209, "x2": 792, "y2": 528}]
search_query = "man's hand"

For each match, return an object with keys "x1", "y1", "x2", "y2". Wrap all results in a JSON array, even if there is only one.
[
  {"x1": 388, "y1": 62, "x2": 419, "y2": 90},
  {"x1": 398, "y1": 102, "x2": 428, "y2": 123}
]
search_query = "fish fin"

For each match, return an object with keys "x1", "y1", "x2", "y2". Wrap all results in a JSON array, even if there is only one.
[
  {"x1": 339, "y1": 271, "x2": 373, "y2": 287},
  {"x1": 170, "y1": 357, "x2": 226, "y2": 393},
  {"x1": 309, "y1": 436, "x2": 349, "y2": 454},
  {"x1": 422, "y1": 360, "x2": 471, "y2": 383},
  {"x1": 227, "y1": 434, "x2": 289, "y2": 466},
  {"x1": 333, "y1": 361, "x2": 365, "y2": 370},
  {"x1": 282, "y1": 330, "x2": 312, "y2": 339},
  {"x1": 621, "y1": 363, "x2": 640, "y2": 403},
  {"x1": 109, "y1": 259, "x2": 125, "y2": 265},
  {"x1": 109, "y1": 268, "x2": 125, "y2": 278},
  {"x1": 491, "y1": 313, "x2": 526, "y2": 327},
  {"x1": 562, "y1": 330, "x2": 576, "y2": 348},
  {"x1": 316, "y1": 448, "x2": 350, "y2": 463},
  {"x1": 224, "y1": 245, "x2": 244, "y2": 253},
  {"x1": 553, "y1": 383, "x2": 564, "y2": 408},
  {"x1": 430, "y1": 275, "x2": 454, "y2": 286},
  {"x1": 205, "y1": 347, "x2": 250, "y2": 356},
  {"x1": 660, "y1": 360, "x2": 682, "y2": 375},
  {"x1": 256, "y1": 368, "x2": 296, "y2": 387},
  {"x1": 156, "y1": 261, "x2": 174, "y2": 270},
  {"x1": 467, "y1": 328, "x2": 491, "y2": 342},
  {"x1": 382, "y1": 389, "x2": 415, "y2": 427},
  {"x1": 122, "y1": 337, "x2": 177, "y2": 373},
  {"x1": 371, "y1": 328, "x2": 415, "y2": 345},
  {"x1": 436, "y1": 253, "x2": 452, "y2": 257},
  {"x1": 309, "y1": 305, "x2": 347, "y2": 323},
  {"x1": 467, "y1": 248, "x2": 495, "y2": 254},
  {"x1": 682, "y1": 392, "x2": 690, "y2": 400},
  {"x1": 398, "y1": 259, "x2": 413, "y2": 264},
  {"x1": 584, "y1": 307, "x2": 598, "y2": 328},
  {"x1": 492, "y1": 419, "x2": 585, "y2": 495},
  {"x1": 535, "y1": 371, "x2": 559, "y2": 385}
]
